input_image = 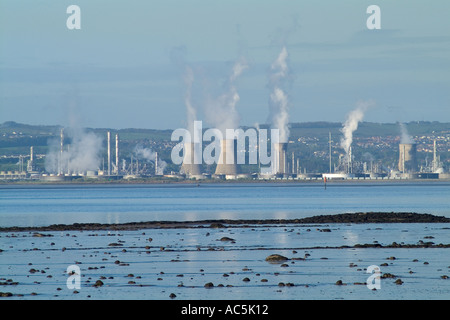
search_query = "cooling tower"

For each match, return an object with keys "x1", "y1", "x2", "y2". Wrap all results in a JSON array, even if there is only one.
[
  {"x1": 398, "y1": 143, "x2": 417, "y2": 173},
  {"x1": 274, "y1": 142, "x2": 288, "y2": 175},
  {"x1": 215, "y1": 139, "x2": 240, "y2": 175},
  {"x1": 181, "y1": 142, "x2": 202, "y2": 176}
]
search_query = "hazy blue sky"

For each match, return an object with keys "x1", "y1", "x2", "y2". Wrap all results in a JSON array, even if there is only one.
[{"x1": 1, "y1": 0, "x2": 449, "y2": 129}]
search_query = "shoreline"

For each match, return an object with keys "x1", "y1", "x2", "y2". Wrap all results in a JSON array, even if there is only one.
[
  {"x1": 1, "y1": 177, "x2": 450, "y2": 186},
  {"x1": 1, "y1": 212, "x2": 449, "y2": 233}
]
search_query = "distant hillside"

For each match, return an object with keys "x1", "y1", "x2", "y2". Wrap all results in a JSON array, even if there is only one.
[{"x1": 1, "y1": 121, "x2": 448, "y2": 173}]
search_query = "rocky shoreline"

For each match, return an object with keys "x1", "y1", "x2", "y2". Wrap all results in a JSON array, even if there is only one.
[{"x1": 1, "y1": 212, "x2": 449, "y2": 233}]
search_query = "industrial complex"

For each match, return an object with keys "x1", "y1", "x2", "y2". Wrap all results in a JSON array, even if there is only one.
[{"x1": 1, "y1": 123, "x2": 448, "y2": 182}]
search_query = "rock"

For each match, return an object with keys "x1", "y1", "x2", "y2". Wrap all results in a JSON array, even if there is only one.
[
  {"x1": 320, "y1": 229, "x2": 332, "y2": 232},
  {"x1": 242, "y1": 277, "x2": 250, "y2": 282},
  {"x1": 210, "y1": 223, "x2": 225, "y2": 228},
  {"x1": 286, "y1": 283, "x2": 295, "y2": 287},
  {"x1": 108, "y1": 243, "x2": 123, "y2": 247},
  {"x1": 32, "y1": 232, "x2": 53, "y2": 238},
  {"x1": 440, "y1": 275, "x2": 448, "y2": 279},
  {"x1": 265, "y1": 254, "x2": 289, "y2": 262},
  {"x1": 381, "y1": 273, "x2": 397, "y2": 279},
  {"x1": 335, "y1": 280, "x2": 344, "y2": 285},
  {"x1": 169, "y1": 293, "x2": 176, "y2": 299},
  {"x1": 0, "y1": 292, "x2": 13, "y2": 297},
  {"x1": 219, "y1": 237, "x2": 235, "y2": 242},
  {"x1": 93, "y1": 280, "x2": 104, "y2": 287},
  {"x1": 204, "y1": 282, "x2": 214, "y2": 288},
  {"x1": 394, "y1": 279, "x2": 404, "y2": 285},
  {"x1": 280, "y1": 264, "x2": 289, "y2": 268}
]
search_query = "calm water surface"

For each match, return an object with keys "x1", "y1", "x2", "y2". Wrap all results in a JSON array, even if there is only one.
[{"x1": 1, "y1": 182, "x2": 449, "y2": 227}]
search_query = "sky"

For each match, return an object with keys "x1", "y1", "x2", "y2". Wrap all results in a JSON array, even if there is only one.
[{"x1": 0, "y1": 0, "x2": 449, "y2": 130}]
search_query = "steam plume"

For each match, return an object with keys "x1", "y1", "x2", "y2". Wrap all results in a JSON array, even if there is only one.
[
  {"x1": 269, "y1": 46, "x2": 290, "y2": 143},
  {"x1": 205, "y1": 57, "x2": 248, "y2": 134},
  {"x1": 45, "y1": 127, "x2": 103, "y2": 174},
  {"x1": 399, "y1": 122, "x2": 414, "y2": 144},
  {"x1": 340, "y1": 100, "x2": 374, "y2": 162},
  {"x1": 134, "y1": 145, "x2": 167, "y2": 175},
  {"x1": 170, "y1": 46, "x2": 198, "y2": 135},
  {"x1": 184, "y1": 65, "x2": 197, "y2": 135}
]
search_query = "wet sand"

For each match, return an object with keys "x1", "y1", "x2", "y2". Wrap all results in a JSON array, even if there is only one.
[{"x1": 1, "y1": 212, "x2": 449, "y2": 300}]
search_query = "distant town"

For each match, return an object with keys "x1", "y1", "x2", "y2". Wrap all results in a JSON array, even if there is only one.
[{"x1": 1, "y1": 121, "x2": 449, "y2": 182}]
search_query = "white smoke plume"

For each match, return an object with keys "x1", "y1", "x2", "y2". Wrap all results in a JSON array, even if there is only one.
[
  {"x1": 340, "y1": 100, "x2": 374, "y2": 162},
  {"x1": 399, "y1": 122, "x2": 414, "y2": 144},
  {"x1": 204, "y1": 56, "x2": 248, "y2": 135},
  {"x1": 184, "y1": 65, "x2": 197, "y2": 135},
  {"x1": 134, "y1": 145, "x2": 167, "y2": 175},
  {"x1": 170, "y1": 46, "x2": 199, "y2": 136},
  {"x1": 269, "y1": 46, "x2": 290, "y2": 143},
  {"x1": 45, "y1": 127, "x2": 103, "y2": 174}
]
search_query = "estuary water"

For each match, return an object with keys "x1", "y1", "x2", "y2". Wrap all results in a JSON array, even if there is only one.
[
  {"x1": 0, "y1": 181, "x2": 449, "y2": 227},
  {"x1": 1, "y1": 181, "x2": 449, "y2": 300}
]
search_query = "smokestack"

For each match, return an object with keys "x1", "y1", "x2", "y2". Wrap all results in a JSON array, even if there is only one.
[
  {"x1": 433, "y1": 139, "x2": 437, "y2": 172},
  {"x1": 30, "y1": 146, "x2": 34, "y2": 162},
  {"x1": 107, "y1": 131, "x2": 111, "y2": 176},
  {"x1": 60, "y1": 128, "x2": 64, "y2": 175},
  {"x1": 115, "y1": 134, "x2": 119, "y2": 174},
  {"x1": 274, "y1": 143, "x2": 288, "y2": 175},
  {"x1": 155, "y1": 152, "x2": 158, "y2": 175},
  {"x1": 329, "y1": 131, "x2": 332, "y2": 173},
  {"x1": 27, "y1": 146, "x2": 34, "y2": 172},
  {"x1": 292, "y1": 152, "x2": 295, "y2": 174},
  {"x1": 181, "y1": 142, "x2": 202, "y2": 176},
  {"x1": 215, "y1": 139, "x2": 240, "y2": 175},
  {"x1": 348, "y1": 145, "x2": 352, "y2": 174},
  {"x1": 398, "y1": 143, "x2": 417, "y2": 173}
]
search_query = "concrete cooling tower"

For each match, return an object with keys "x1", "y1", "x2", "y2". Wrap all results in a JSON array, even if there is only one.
[
  {"x1": 180, "y1": 142, "x2": 202, "y2": 176},
  {"x1": 215, "y1": 139, "x2": 240, "y2": 176},
  {"x1": 398, "y1": 143, "x2": 417, "y2": 173},
  {"x1": 274, "y1": 142, "x2": 288, "y2": 175}
]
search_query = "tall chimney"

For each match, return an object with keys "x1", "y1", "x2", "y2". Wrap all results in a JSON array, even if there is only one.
[
  {"x1": 107, "y1": 131, "x2": 111, "y2": 176},
  {"x1": 215, "y1": 139, "x2": 240, "y2": 175},
  {"x1": 60, "y1": 128, "x2": 64, "y2": 175},
  {"x1": 115, "y1": 134, "x2": 119, "y2": 174}
]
